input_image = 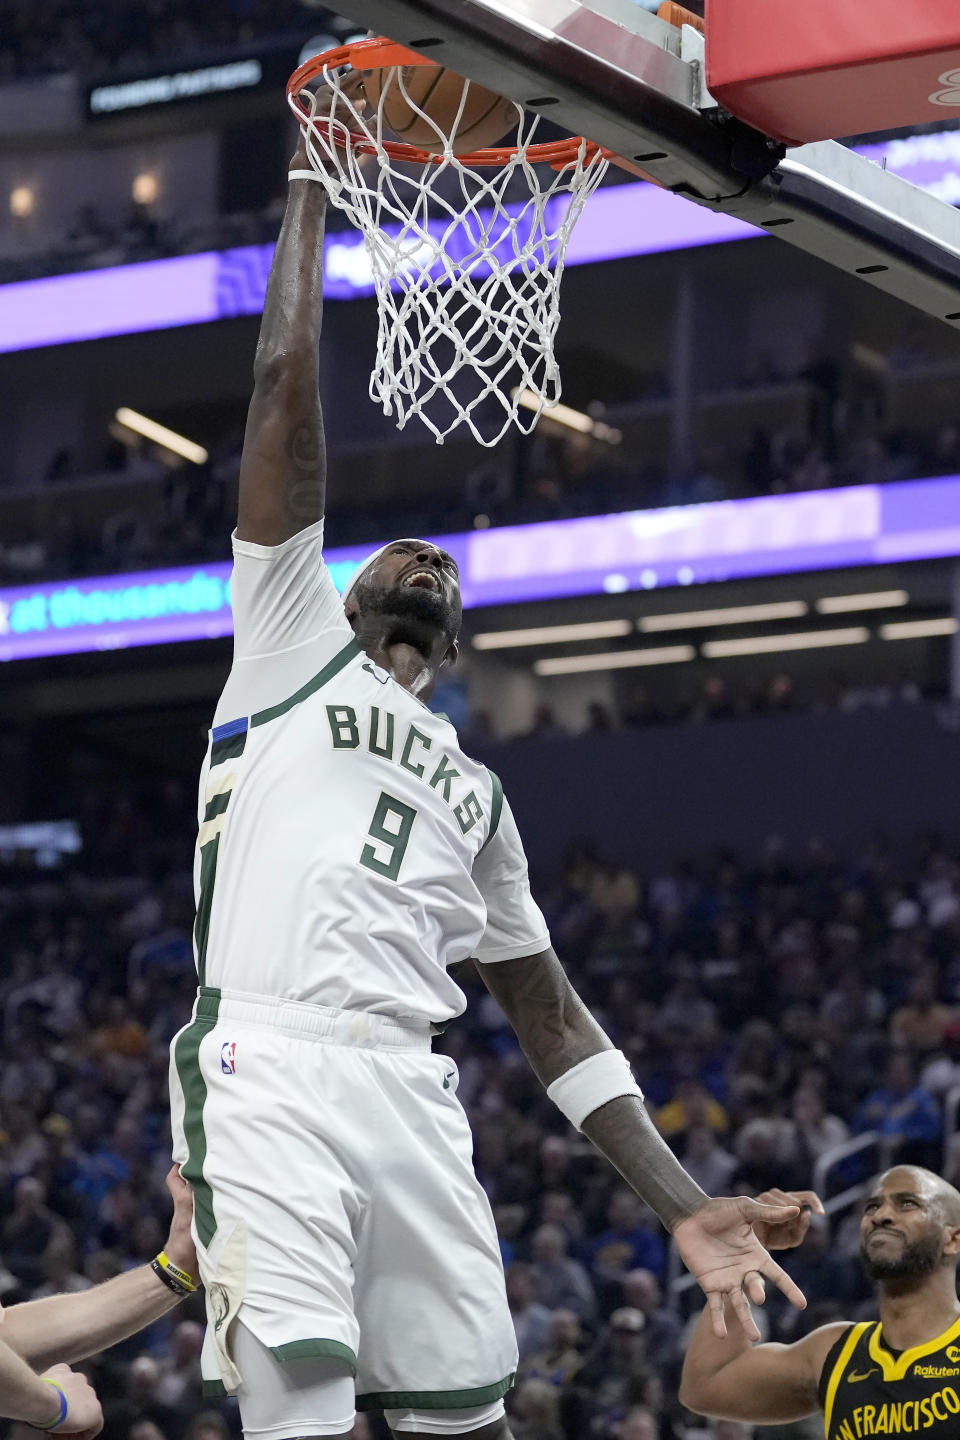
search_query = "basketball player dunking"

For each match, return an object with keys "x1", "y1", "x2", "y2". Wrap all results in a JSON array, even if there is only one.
[
  {"x1": 681, "y1": 1168, "x2": 960, "y2": 1439},
  {"x1": 168, "y1": 122, "x2": 807, "y2": 1440}
]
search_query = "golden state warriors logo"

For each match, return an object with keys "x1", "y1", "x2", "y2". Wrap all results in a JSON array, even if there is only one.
[{"x1": 947, "y1": 1346, "x2": 960, "y2": 1364}]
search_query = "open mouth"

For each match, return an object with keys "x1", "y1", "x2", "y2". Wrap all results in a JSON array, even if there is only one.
[{"x1": 403, "y1": 570, "x2": 441, "y2": 592}]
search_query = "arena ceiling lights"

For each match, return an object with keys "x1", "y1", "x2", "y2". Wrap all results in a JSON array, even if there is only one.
[
  {"x1": 534, "y1": 646, "x2": 695, "y2": 675},
  {"x1": 638, "y1": 600, "x2": 808, "y2": 632},
  {"x1": 531, "y1": 616, "x2": 957, "y2": 676},
  {"x1": 817, "y1": 590, "x2": 909, "y2": 613},
  {"x1": 880, "y1": 617, "x2": 957, "y2": 640},
  {"x1": 472, "y1": 620, "x2": 632, "y2": 650},
  {"x1": 479, "y1": 603, "x2": 812, "y2": 650},
  {"x1": 475, "y1": 598, "x2": 951, "y2": 669},
  {"x1": 702, "y1": 627, "x2": 870, "y2": 658},
  {"x1": 513, "y1": 390, "x2": 622, "y2": 444},
  {"x1": 113, "y1": 408, "x2": 208, "y2": 465}
]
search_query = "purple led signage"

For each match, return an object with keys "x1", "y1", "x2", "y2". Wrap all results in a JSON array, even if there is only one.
[
  {"x1": 1, "y1": 128, "x2": 955, "y2": 354},
  {"x1": 0, "y1": 254, "x2": 223, "y2": 352},
  {"x1": 2, "y1": 472, "x2": 960, "y2": 663},
  {"x1": 0, "y1": 190, "x2": 746, "y2": 355}
]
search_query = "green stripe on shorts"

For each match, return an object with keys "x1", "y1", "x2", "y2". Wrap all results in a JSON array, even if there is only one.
[
  {"x1": 356, "y1": 1372, "x2": 515, "y2": 1411},
  {"x1": 174, "y1": 990, "x2": 221, "y2": 1249},
  {"x1": 271, "y1": 1338, "x2": 358, "y2": 1374}
]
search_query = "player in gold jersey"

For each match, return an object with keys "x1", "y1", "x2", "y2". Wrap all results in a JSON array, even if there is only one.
[{"x1": 680, "y1": 1167, "x2": 960, "y2": 1437}]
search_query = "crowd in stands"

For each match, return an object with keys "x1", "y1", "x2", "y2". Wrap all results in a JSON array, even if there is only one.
[
  {"x1": 0, "y1": 201, "x2": 288, "y2": 288},
  {"x1": 491, "y1": 669, "x2": 934, "y2": 748},
  {"x1": 4, "y1": 408, "x2": 960, "y2": 589},
  {"x1": 4, "y1": 748, "x2": 960, "y2": 1439},
  {"x1": 0, "y1": 0, "x2": 317, "y2": 80}
]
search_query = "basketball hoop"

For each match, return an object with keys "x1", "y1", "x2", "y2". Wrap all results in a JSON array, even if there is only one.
[{"x1": 286, "y1": 39, "x2": 610, "y2": 446}]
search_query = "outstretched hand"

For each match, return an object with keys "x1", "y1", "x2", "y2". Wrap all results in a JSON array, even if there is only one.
[
  {"x1": 673, "y1": 1195, "x2": 808, "y2": 1341},
  {"x1": 751, "y1": 1188, "x2": 825, "y2": 1252},
  {"x1": 291, "y1": 70, "x2": 369, "y2": 170}
]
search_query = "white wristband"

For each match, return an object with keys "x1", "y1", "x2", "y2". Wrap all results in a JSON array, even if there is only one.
[
  {"x1": 546, "y1": 1049, "x2": 644, "y2": 1132},
  {"x1": 288, "y1": 169, "x2": 324, "y2": 182}
]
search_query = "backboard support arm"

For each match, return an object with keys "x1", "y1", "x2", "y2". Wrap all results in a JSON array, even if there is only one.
[{"x1": 336, "y1": 0, "x2": 960, "y2": 328}]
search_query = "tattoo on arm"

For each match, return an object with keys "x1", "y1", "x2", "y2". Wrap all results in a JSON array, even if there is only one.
[
  {"x1": 581, "y1": 1096, "x2": 706, "y2": 1230},
  {"x1": 481, "y1": 948, "x2": 706, "y2": 1229},
  {"x1": 482, "y1": 948, "x2": 609, "y2": 1085},
  {"x1": 236, "y1": 177, "x2": 328, "y2": 546},
  {"x1": 286, "y1": 419, "x2": 327, "y2": 525}
]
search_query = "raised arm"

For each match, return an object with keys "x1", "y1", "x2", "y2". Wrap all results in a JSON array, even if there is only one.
[
  {"x1": 235, "y1": 133, "x2": 328, "y2": 546},
  {"x1": 1, "y1": 1167, "x2": 197, "y2": 1370},
  {"x1": 481, "y1": 950, "x2": 806, "y2": 1337},
  {"x1": 678, "y1": 1302, "x2": 841, "y2": 1423},
  {"x1": 677, "y1": 1187, "x2": 836, "y2": 1419}
]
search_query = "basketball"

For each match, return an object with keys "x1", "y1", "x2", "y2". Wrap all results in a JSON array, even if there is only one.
[{"x1": 360, "y1": 63, "x2": 518, "y2": 155}]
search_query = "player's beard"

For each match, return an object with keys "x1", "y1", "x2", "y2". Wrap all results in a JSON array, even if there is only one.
[
  {"x1": 353, "y1": 577, "x2": 460, "y2": 656},
  {"x1": 860, "y1": 1228, "x2": 943, "y2": 1281}
]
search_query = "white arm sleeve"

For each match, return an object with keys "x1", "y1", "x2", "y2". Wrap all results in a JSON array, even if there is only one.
[
  {"x1": 473, "y1": 794, "x2": 551, "y2": 963},
  {"x1": 230, "y1": 520, "x2": 347, "y2": 660},
  {"x1": 216, "y1": 521, "x2": 354, "y2": 724}
]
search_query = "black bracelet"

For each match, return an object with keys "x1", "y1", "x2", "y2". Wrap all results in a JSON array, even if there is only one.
[{"x1": 151, "y1": 1257, "x2": 192, "y2": 1297}]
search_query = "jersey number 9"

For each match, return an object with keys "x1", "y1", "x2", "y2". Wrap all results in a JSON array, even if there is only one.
[{"x1": 360, "y1": 791, "x2": 418, "y2": 882}]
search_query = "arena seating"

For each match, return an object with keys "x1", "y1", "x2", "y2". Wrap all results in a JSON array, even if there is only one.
[{"x1": 3, "y1": 770, "x2": 959, "y2": 1439}]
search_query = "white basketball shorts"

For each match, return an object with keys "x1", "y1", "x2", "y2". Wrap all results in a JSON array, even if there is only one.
[{"x1": 169, "y1": 987, "x2": 518, "y2": 1421}]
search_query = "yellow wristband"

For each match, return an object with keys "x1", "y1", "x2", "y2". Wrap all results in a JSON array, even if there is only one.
[{"x1": 155, "y1": 1251, "x2": 197, "y2": 1293}]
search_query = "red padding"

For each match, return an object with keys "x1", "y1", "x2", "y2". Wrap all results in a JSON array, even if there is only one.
[{"x1": 705, "y1": 0, "x2": 960, "y2": 146}]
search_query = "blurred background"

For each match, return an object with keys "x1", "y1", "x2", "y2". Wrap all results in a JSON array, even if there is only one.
[{"x1": 2, "y1": 3, "x2": 960, "y2": 1439}]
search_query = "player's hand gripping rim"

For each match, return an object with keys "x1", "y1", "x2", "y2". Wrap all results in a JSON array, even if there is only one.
[{"x1": 672, "y1": 1193, "x2": 820, "y2": 1341}]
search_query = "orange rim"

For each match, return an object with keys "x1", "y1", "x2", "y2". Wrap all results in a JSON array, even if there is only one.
[{"x1": 287, "y1": 37, "x2": 603, "y2": 169}]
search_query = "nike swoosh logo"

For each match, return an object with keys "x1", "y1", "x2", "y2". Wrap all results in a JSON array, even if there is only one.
[
  {"x1": 362, "y1": 663, "x2": 388, "y2": 684},
  {"x1": 847, "y1": 1369, "x2": 879, "y2": 1384}
]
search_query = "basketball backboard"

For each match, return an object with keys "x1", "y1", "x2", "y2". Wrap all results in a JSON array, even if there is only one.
[{"x1": 336, "y1": 0, "x2": 960, "y2": 326}]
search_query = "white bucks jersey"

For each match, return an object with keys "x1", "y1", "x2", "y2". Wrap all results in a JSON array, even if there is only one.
[{"x1": 193, "y1": 520, "x2": 550, "y2": 1027}]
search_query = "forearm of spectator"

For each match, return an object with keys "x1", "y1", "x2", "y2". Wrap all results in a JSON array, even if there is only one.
[
  {"x1": 0, "y1": 1334, "x2": 71, "y2": 1426},
  {"x1": 1, "y1": 1263, "x2": 185, "y2": 1369}
]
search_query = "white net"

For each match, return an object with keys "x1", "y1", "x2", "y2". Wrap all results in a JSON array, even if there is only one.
[{"x1": 292, "y1": 65, "x2": 609, "y2": 446}]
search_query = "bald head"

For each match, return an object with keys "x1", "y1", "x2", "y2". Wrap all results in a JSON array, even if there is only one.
[{"x1": 878, "y1": 1166, "x2": 960, "y2": 1226}]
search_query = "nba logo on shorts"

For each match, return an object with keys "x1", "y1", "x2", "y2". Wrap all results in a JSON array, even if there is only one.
[{"x1": 220, "y1": 1042, "x2": 237, "y2": 1074}]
